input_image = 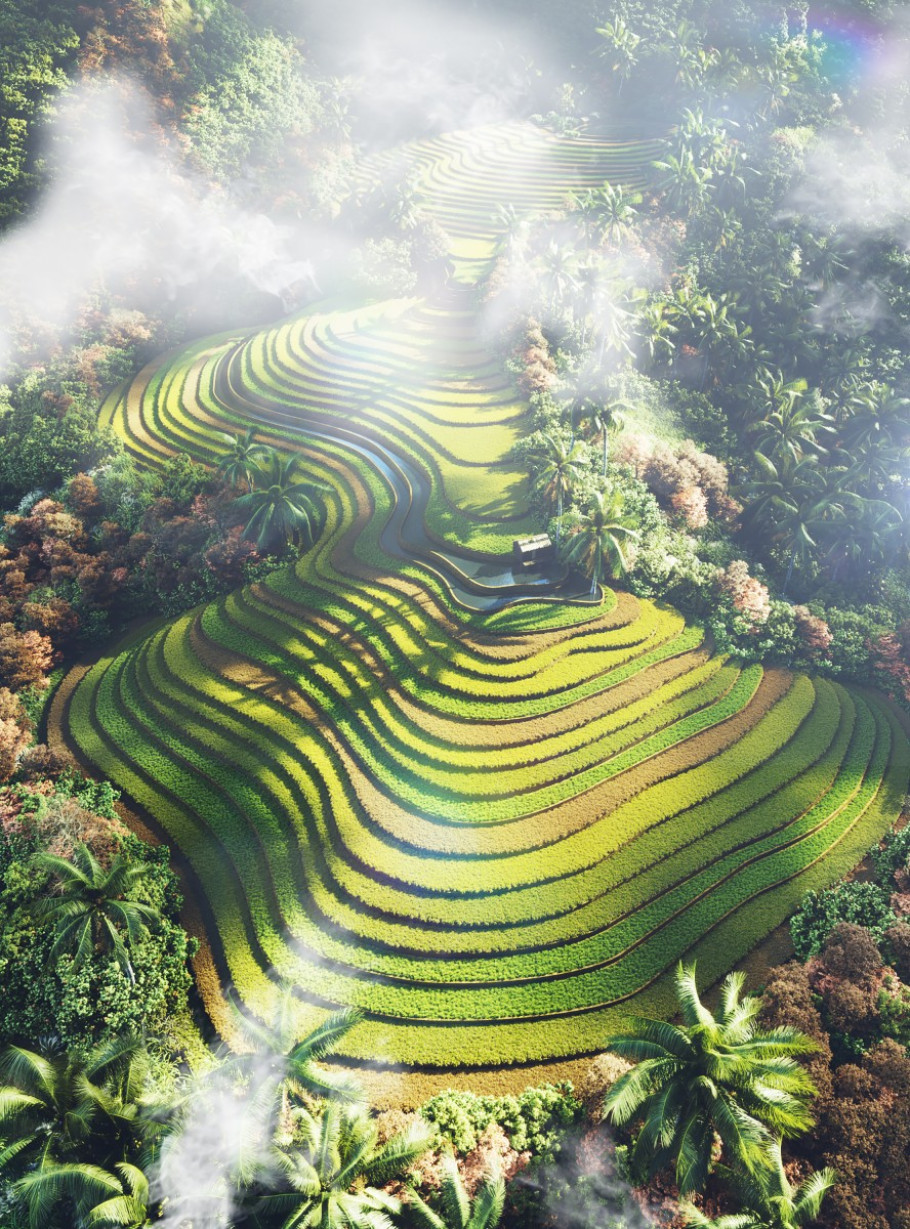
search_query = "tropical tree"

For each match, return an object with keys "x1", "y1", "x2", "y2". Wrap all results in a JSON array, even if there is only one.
[
  {"x1": 217, "y1": 428, "x2": 269, "y2": 493},
  {"x1": 665, "y1": 25, "x2": 720, "y2": 93},
  {"x1": 682, "y1": 1140, "x2": 837, "y2": 1229},
  {"x1": 586, "y1": 183, "x2": 642, "y2": 248},
  {"x1": 389, "y1": 173, "x2": 424, "y2": 232},
  {"x1": 824, "y1": 495, "x2": 904, "y2": 581},
  {"x1": 0, "y1": 1034, "x2": 161, "y2": 1170},
  {"x1": 838, "y1": 385, "x2": 910, "y2": 456},
  {"x1": 596, "y1": 17, "x2": 641, "y2": 95},
  {"x1": 582, "y1": 398, "x2": 627, "y2": 476},
  {"x1": 491, "y1": 202, "x2": 528, "y2": 256},
  {"x1": 748, "y1": 390, "x2": 835, "y2": 468},
  {"x1": 235, "y1": 452, "x2": 330, "y2": 552},
  {"x1": 321, "y1": 78, "x2": 353, "y2": 141},
  {"x1": 87, "y1": 1162, "x2": 152, "y2": 1227},
  {"x1": 223, "y1": 989, "x2": 365, "y2": 1110},
  {"x1": 528, "y1": 434, "x2": 587, "y2": 542},
  {"x1": 250, "y1": 1099, "x2": 434, "y2": 1229},
  {"x1": 744, "y1": 457, "x2": 857, "y2": 593},
  {"x1": 653, "y1": 149, "x2": 713, "y2": 214},
  {"x1": 639, "y1": 299, "x2": 678, "y2": 369},
  {"x1": 564, "y1": 490, "x2": 638, "y2": 595},
  {"x1": 755, "y1": 49, "x2": 799, "y2": 119},
  {"x1": 601, "y1": 963, "x2": 819, "y2": 1196},
  {"x1": 12, "y1": 1159, "x2": 126, "y2": 1229},
  {"x1": 534, "y1": 238, "x2": 581, "y2": 318},
  {"x1": 690, "y1": 293, "x2": 753, "y2": 386},
  {"x1": 803, "y1": 233, "x2": 849, "y2": 293},
  {"x1": 0, "y1": 1035, "x2": 166, "y2": 1228},
  {"x1": 674, "y1": 108, "x2": 729, "y2": 174},
  {"x1": 594, "y1": 284, "x2": 639, "y2": 366},
  {"x1": 567, "y1": 260, "x2": 600, "y2": 350},
  {"x1": 406, "y1": 1149, "x2": 505, "y2": 1229},
  {"x1": 32, "y1": 844, "x2": 161, "y2": 980},
  {"x1": 568, "y1": 188, "x2": 602, "y2": 245}
]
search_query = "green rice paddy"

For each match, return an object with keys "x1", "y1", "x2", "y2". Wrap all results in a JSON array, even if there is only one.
[{"x1": 58, "y1": 122, "x2": 910, "y2": 1070}]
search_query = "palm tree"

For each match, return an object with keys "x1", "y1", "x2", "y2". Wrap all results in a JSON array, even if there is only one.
[
  {"x1": 755, "y1": 50, "x2": 798, "y2": 119},
  {"x1": 748, "y1": 373, "x2": 834, "y2": 466},
  {"x1": 235, "y1": 453, "x2": 330, "y2": 552},
  {"x1": 534, "y1": 239, "x2": 581, "y2": 318},
  {"x1": 32, "y1": 844, "x2": 161, "y2": 980},
  {"x1": 491, "y1": 203, "x2": 529, "y2": 256},
  {"x1": 676, "y1": 45, "x2": 721, "y2": 94},
  {"x1": 739, "y1": 456, "x2": 826, "y2": 593},
  {"x1": 596, "y1": 285, "x2": 638, "y2": 367},
  {"x1": 13, "y1": 1158, "x2": 126, "y2": 1229},
  {"x1": 824, "y1": 494, "x2": 903, "y2": 582},
  {"x1": 674, "y1": 108, "x2": 729, "y2": 174},
  {"x1": 589, "y1": 184, "x2": 642, "y2": 248},
  {"x1": 740, "y1": 454, "x2": 807, "y2": 533},
  {"x1": 839, "y1": 385, "x2": 910, "y2": 455},
  {"x1": 321, "y1": 79, "x2": 353, "y2": 142},
  {"x1": 664, "y1": 23, "x2": 719, "y2": 92},
  {"x1": 224, "y1": 989, "x2": 365, "y2": 1109},
  {"x1": 406, "y1": 1149, "x2": 505, "y2": 1229},
  {"x1": 217, "y1": 428, "x2": 270, "y2": 493},
  {"x1": 596, "y1": 17, "x2": 641, "y2": 96},
  {"x1": 529, "y1": 434, "x2": 586, "y2": 543},
  {"x1": 712, "y1": 147, "x2": 752, "y2": 210},
  {"x1": 682, "y1": 1140, "x2": 837, "y2": 1229},
  {"x1": 568, "y1": 188, "x2": 601, "y2": 245},
  {"x1": 0, "y1": 1036, "x2": 165, "y2": 1228},
  {"x1": 639, "y1": 299, "x2": 678, "y2": 369},
  {"x1": 87, "y1": 1162, "x2": 151, "y2": 1227},
  {"x1": 0, "y1": 1046, "x2": 95, "y2": 1173},
  {"x1": 564, "y1": 490, "x2": 638, "y2": 595},
  {"x1": 389, "y1": 174, "x2": 423, "y2": 233},
  {"x1": 690, "y1": 293, "x2": 752, "y2": 387},
  {"x1": 803, "y1": 233, "x2": 849, "y2": 293},
  {"x1": 653, "y1": 150, "x2": 713, "y2": 214},
  {"x1": 250, "y1": 1099, "x2": 434, "y2": 1229},
  {"x1": 583, "y1": 399, "x2": 627, "y2": 476},
  {"x1": 0, "y1": 1035, "x2": 160, "y2": 1171},
  {"x1": 754, "y1": 461, "x2": 857, "y2": 595},
  {"x1": 601, "y1": 964, "x2": 819, "y2": 1197}
]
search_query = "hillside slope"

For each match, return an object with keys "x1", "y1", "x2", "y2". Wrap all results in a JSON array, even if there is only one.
[{"x1": 53, "y1": 123, "x2": 910, "y2": 1072}]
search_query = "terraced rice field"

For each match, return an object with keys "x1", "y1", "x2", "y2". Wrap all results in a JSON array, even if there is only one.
[
  {"x1": 56, "y1": 122, "x2": 910, "y2": 1073},
  {"x1": 99, "y1": 290, "x2": 536, "y2": 555},
  {"x1": 359, "y1": 121, "x2": 664, "y2": 280}
]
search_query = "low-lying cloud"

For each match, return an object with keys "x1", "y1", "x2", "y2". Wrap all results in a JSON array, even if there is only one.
[{"x1": 0, "y1": 76, "x2": 314, "y2": 377}]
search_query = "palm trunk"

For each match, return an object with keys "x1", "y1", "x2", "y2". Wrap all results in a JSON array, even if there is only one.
[
  {"x1": 783, "y1": 545, "x2": 796, "y2": 596},
  {"x1": 602, "y1": 432, "x2": 608, "y2": 477}
]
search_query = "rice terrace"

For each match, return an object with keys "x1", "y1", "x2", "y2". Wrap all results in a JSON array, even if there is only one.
[{"x1": 50, "y1": 120, "x2": 910, "y2": 1080}]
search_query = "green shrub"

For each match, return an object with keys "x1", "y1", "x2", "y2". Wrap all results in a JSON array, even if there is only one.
[
  {"x1": 870, "y1": 825, "x2": 910, "y2": 885},
  {"x1": 419, "y1": 1084, "x2": 582, "y2": 1159},
  {"x1": 0, "y1": 800, "x2": 194, "y2": 1048},
  {"x1": 791, "y1": 882, "x2": 898, "y2": 960}
]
